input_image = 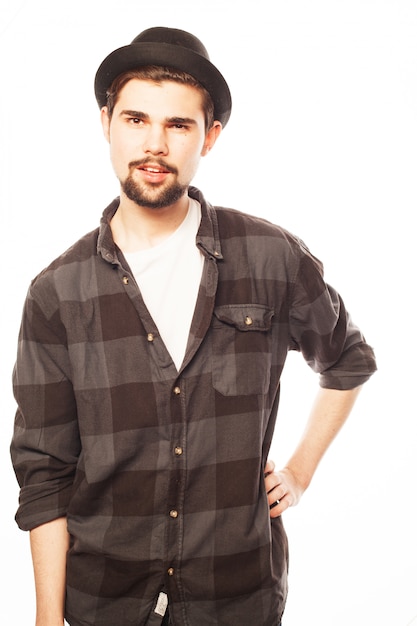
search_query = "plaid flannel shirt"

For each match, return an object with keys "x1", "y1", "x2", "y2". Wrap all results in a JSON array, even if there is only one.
[{"x1": 11, "y1": 187, "x2": 376, "y2": 625}]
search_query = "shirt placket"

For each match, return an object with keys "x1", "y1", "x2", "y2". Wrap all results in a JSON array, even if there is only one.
[
  {"x1": 100, "y1": 196, "x2": 221, "y2": 623},
  {"x1": 163, "y1": 377, "x2": 188, "y2": 614}
]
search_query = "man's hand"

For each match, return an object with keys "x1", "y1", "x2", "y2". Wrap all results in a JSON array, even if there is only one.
[
  {"x1": 264, "y1": 459, "x2": 305, "y2": 518},
  {"x1": 264, "y1": 387, "x2": 363, "y2": 518}
]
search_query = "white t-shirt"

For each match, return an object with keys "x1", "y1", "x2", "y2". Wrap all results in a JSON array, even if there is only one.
[{"x1": 124, "y1": 198, "x2": 204, "y2": 370}]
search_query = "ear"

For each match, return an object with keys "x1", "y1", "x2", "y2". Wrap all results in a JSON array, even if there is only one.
[
  {"x1": 101, "y1": 106, "x2": 111, "y2": 143},
  {"x1": 202, "y1": 121, "x2": 222, "y2": 156}
]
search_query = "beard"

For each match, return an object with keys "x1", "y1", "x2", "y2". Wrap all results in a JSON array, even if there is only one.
[{"x1": 121, "y1": 159, "x2": 188, "y2": 210}]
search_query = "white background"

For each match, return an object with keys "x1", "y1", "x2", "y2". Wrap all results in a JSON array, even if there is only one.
[{"x1": 0, "y1": 1, "x2": 416, "y2": 624}]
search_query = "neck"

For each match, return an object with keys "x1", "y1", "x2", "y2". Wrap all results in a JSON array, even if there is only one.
[{"x1": 111, "y1": 191, "x2": 190, "y2": 252}]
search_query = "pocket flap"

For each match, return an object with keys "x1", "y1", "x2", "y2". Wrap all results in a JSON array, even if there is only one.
[{"x1": 213, "y1": 304, "x2": 274, "y2": 331}]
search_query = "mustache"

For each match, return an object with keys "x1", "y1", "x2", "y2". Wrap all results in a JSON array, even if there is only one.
[{"x1": 128, "y1": 158, "x2": 178, "y2": 175}]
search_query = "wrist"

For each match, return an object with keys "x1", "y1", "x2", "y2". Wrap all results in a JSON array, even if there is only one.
[{"x1": 282, "y1": 465, "x2": 311, "y2": 493}]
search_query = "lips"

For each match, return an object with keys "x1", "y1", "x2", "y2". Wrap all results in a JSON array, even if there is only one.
[
  {"x1": 133, "y1": 160, "x2": 175, "y2": 184},
  {"x1": 139, "y1": 164, "x2": 170, "y2": 174},
  {"x1": 136, "y1": 164, "x2": 169, "y2": 184}
]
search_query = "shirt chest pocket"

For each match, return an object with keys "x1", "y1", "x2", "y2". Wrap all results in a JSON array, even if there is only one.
[{"x1": 211, "y1": 304, "x2": 274, "y2": 396}]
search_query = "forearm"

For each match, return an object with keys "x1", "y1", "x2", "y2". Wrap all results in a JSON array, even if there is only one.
[
  {"x1": 284, "y1": 386, "x2": 362, "y2": 489},
  {"x1": 266, "y1": 385, "x2": 362, "y2": 516},
  {"x1": 30, "y1": 517, "x2": 70, "y2": 626}
]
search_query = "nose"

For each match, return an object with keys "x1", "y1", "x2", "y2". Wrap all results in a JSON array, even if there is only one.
[{"x1": 142, "y1": 124, "x2": 168, "y2": 156}]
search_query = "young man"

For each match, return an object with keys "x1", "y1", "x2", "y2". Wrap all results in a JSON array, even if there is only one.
[{"x1": 11, "y1": 27, "x2": 376, "y2": 626}]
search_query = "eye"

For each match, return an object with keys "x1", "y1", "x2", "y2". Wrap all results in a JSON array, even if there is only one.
[
  {"x1": 172, "y1": 124, "x2": 192, "y2": 133},
  {"x1": 168, "y1": 119, "x2": 193, "y2": 131},
  {"x1": 128, "y1": 117, "x2": 144, "y2": 126}
]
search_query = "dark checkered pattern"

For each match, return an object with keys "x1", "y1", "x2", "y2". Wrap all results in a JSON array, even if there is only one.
[{"x1": 11, "y1": 187, "x2": 376, "y2": 625}]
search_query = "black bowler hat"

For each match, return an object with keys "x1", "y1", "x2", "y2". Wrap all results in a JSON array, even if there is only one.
[{"x1": 94, "y1": 26, "x2": 232, "y2": 127}]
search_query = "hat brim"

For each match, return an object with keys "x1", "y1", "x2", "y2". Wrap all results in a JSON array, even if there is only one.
[{"x1": 94, "y1": 42, "x2": 232, "y2": 127}]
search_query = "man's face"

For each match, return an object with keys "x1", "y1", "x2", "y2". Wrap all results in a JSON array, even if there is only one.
[{"x1": 101, "y1": 78, "x2": 220, "y2": 210}]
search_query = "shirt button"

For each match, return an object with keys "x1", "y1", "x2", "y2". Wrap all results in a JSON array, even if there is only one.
[
  {"x1": 122, "y1": 276, "x2": 129, "y2": 285},
  {"x1": 174, "y1": 446, "x2": 183, "y2": 456},
  {"x1": 167, "y1": 567, "x2": 175, "y2": 576},
  {"x1": 173, "y1": 386, "x2": 181, "y2": 395},
  {"x1": 147, "y1": 333, "x2": 154, "y2": 342},
  {"x1": 169, "y1": 510, "x2": 178, "y2": 519},
  {"x1": 244, "y1": 315, "x2": 253, "y2": 326}
]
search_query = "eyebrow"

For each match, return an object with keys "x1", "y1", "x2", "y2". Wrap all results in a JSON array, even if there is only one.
[{"x1": 119, "y1": 110, "x2": 198, "y2": 126}]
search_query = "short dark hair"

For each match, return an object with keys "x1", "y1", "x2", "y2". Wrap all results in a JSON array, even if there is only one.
[{"x1": 106, "y1": 66, "x2": 215, "y2": 131}]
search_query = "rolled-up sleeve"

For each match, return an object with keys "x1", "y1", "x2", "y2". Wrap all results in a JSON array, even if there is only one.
[
  {"x1": 11, "y1": 281, "x2": 80, "y2": 531},
  {"x1": 289, "y1": 242, "x2": 377, "y2": 389}
]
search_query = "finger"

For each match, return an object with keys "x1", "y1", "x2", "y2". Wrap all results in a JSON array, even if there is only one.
[
  {"x1": 264, "y1": 472, "x2": 278, "y2": 492},
  {"x1": 264, "y1": 468, "x2": 284, "y2": 495},
  {"x1": 269, "y1": 498, "x2": 280, "y2": 510},
  {"x1": 269, "y1": 495, "x2": 291, "y2": 518},
  {"x1": 264, "y1": 459, "x2": 275, "y2": 476},
  {"x1": 267, "y1": 484, "x2": 286, "y2": 506}
]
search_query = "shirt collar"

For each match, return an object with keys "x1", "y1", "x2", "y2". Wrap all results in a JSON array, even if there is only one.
[{"x1": 97, "y1": 188, "x2": 223, "y2": 265}]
